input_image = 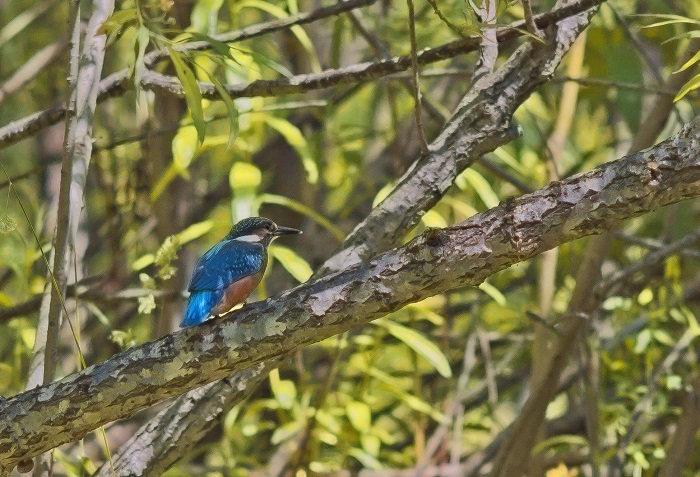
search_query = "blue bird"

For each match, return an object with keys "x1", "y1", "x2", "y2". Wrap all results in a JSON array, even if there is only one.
[{"x1": 181, "y1": 217, "x2": 302, "y2": 327}]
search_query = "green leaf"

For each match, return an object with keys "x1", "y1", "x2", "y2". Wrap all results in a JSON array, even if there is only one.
[
  {"x1": 269, "y1": 245, "x2": 312, "y2": 283},
  {"x1": 234, "y1": 0, "x2": 321, "y2": 72},
  {"x1": 457, "y1": 169, "x2": 500, "y2": 208},
  {"x1": 348, "y1": 448, "x2": 383, "y2": 470},
  {"x1": 258, "y1": 193, "x2": 344, "y2": 241},
  {"x1": 634, "y1": 329, "x2": 652, "y2": 354},
  {"x1": 421, "y1": 210, "x2": 447, "y2": 228},
  {"x1": 675, "y1": 72, "x2": 700, "y2": 102},
  {"x1": 167, "y1": 46, "x2": 205, "y2": 143},
  {"x1": 269, "y1": 369, "x2": 297, "y2": 409},
  {"x1": 271, "y1": 420, "x2": 303, "y2": 444},
  {"x1": 479, "y1": 281, "x2": 506, "y2": 306},
  {"x1": 229, "y1": 161, "x2": 262, "y2": 190},
  {"x1": 133, "y1": 25, "x2": 150, "y2": 89},
  {"x1": 676, "y1": 49, "x2": 700, "y2": 73},
  {"x1": 532, "y1": 434, "x2": 589, "y2": 455},
  {"x1": 0, "y1": 215, "x2": 17, "y2": 233},
  {"x1": 176, "y1": 220, "x2": 214, "y2": 244},
  {"x1": 172, "y1": 126, "x2": 198, "y2": 174},
  {"x1": 260, "y1": 115, "x2": 318, "y2": 183},
  {"x1": 346, "y1": 401, "x2": 371, "y2": 433},
  {"x1": 184, "y1": 32, "x2": 231, "y2": 59},
  {"x1": 374, "y1": 319, "x2": 452, "y2": 378},
  {"x1": 361, "y1": 434, "x2": 381, "y2": 456},
  {"x1": 372, "y1": 183, "x2": 394, "y2": 208},
  {"x1": 208, "y1": 74, "x2": 239, "y2": 149},
  {"x1": 132, "y1": 253, "x2": 155, "y2": 271},
  {"x1": 637, "y1": 288, "x2": 653, "y2": 306}
]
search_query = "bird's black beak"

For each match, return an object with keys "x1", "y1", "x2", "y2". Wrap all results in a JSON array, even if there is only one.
[{"x1": 273, "y1": 226, "x2": 302, "y2": 236}]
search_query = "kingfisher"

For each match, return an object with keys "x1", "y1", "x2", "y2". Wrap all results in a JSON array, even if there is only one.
[{"x1": 181, "y1": 216, "x2": 302, "y2": 327}]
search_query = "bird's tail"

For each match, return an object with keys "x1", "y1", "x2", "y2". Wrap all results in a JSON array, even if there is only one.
[{"x1": 181, "y1": 290, "x2": 219, "y2": 327}]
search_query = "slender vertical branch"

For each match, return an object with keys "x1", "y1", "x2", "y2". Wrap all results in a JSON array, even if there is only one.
[{"x1": 406, "y1": 0, "x2": 430, "y2": 153}]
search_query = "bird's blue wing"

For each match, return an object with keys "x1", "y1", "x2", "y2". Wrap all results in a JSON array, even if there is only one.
[
  {"x1": 181, "y1": 240, "x2": 265, "y2": 327},
  {"x1": 187, "y1": 239, "x2": 265, "y2": 292}
]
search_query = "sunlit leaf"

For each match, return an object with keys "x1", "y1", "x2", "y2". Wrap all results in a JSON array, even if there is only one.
[
  {"x1": 261, "y1": 115, "x2": 318, "y2": 183},
  {"x1": 348, "y1": 448, "x2": 383, "y2": 470},
  {"x1": 269, "y1": 369, "x2": 297, "y2": 409},
  {"x1": 229, "y1": 161, "x2": 262, "y2": 190},
  {"x1": 0, "y1": 363, "x2": 13, "y2": 392},
  {"x1": 172, "y1": 126, "x2": 199, "y2": 173},
  {"x1": 167, "y1": 46, "x2": 205, "y2": 143},
  {"x1": 208, "y1": 74, "x2": 239, "y2": 148},
  {"x1": 176, "y1": 220, "x2": 214, "y2": 244},
  {"x1": 675, "y1": 72, "x2": 700, "y2": 102},
  {"x1": 421, "y1": 210, "x2": 447, "y2": 228},
  {"x1": 271, "y1": 420, "x2": 303, "y2": 444},
  {"x1": 258, "y1": 193, "x2": 344, "y2": 241},
  {"x1": 676, "y1": 49, "x2": 700, "y2": 73},
  {"x1": 269, "y1": 245, "x2": 312, "y2": 282},
  {"x1": 374, "y1": 319, "x2": 452, "y2": 378},
  {"x1": 479, "y1": 281, "x2": 506, "y2": 306},
  {"x1": 234, "y1": 0, "x2": 321, "y2": 72},
  {"x1": 457, "y1": 169, "x2": 499, "y2": 208},
  {"x1": 372, "y1": 183, "x2": 394, "y2": 208},
  {"x1": 346, "y1": 401, "x2": 371, "y2": 433}
]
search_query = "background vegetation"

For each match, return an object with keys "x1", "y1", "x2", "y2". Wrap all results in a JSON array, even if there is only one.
[{"x1": 0, "y1": 0, "x2": 699, "y2": 475}]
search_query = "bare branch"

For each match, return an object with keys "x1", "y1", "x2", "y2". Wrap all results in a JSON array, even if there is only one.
[
  {"x1": 318, "y1": 0, "x2": 599, "y2": 275},
  {"x1": 0, "y1": 0, "x2": 606, "y2": 150},
  {"x1": 92, "y1": 4, "x2": 602, "y2": 473},
  {"x1": 0, "y1": 116, "x2": 698, "y2": 471}
]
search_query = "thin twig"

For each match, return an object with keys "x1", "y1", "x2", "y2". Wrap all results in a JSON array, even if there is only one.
[
  {"x1": 0, "y1": 0, "x2": 607, "y2": 150},
  {"x1": 406, "y1": 0, "x2": 430, "y2": 153}
]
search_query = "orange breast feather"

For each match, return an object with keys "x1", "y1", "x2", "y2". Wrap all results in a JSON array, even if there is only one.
[{"x1": 211, "y1": 270, "x2": 264, "y2": 315}]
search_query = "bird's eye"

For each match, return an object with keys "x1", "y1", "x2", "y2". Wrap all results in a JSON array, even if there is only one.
[{"x1": 265, "y1": 223, "x2": 273, "y2": 231}]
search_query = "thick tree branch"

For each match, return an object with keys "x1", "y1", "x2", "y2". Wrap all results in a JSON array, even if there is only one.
[
  {"x1": 0, "y1": 0, "x2": 604, "y2": 150},
  {"x1": 1, "y1": 116, "x2": 699, "y2": 471},
  {"x1": 93, "y1": 3, "x2": 600, "y2": 473},
  {"x1": 318, "y1": 0, "x2": 598, "y2": 274}
]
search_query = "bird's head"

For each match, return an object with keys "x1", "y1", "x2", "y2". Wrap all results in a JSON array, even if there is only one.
[{"x1": 225, "y1": 217, "x2": 302, "y2": 245}]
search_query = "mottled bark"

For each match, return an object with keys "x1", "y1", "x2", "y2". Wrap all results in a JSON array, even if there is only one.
[
  {"x1": 93, "y1": 362, "x2": 275, "y2": 477},
  {"x1": 97, "y1": 2, "x2": 600, "y2": 472},
  {"x1": 318, "y1": 0, "x2": 598, "y2": 274},
  {"x1": 1, "y1": 116, "x2": 699, "y2": 471}
]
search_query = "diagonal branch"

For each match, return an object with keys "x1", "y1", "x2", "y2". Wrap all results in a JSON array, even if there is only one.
[
  {"x1": 1, "y1": 115, "x2": 699, "y2": 472},
  {"x1": 317, "y1": 0, "x2": 599, "y2": 274},
  {"x1": 94, "y1": 3, "x2": 602, "y2": 473}
]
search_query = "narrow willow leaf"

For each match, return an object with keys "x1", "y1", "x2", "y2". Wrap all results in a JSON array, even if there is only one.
[
  {"x1": 675, "y1": 72, "x2": 700, "y2": 102},
  {"x1": 167, "y1": 46, "x2": 205, "y2": 143},
  {"x1": 457, "y1": 169, "x2": 500, "y2": 208},
  {"x1": 269, "y1": 245, "x2": 312, "y2": 282},
  {"x1": 676, "y1": 49, "x2": 700, "y2": 73},
  {"x1": 208, "y1": 74, "x2": 239, "y2": 148},
  {"x1": 269, "y1": 369, "x2": 297, "y2": 409},
  {"x1": 258, "y1": 193, "x2": 343, "y2": 241},
  {"x1": 261, "y1": 115, "x2": 318, "y2": 183},
  {"x1": 374, "y1": 319, "x2": 452, "y2": 378},
  {"x1": 478, "y1": 281, "x2": 506, "y2": 306},
  {"x1": 235, "y1": 0, "x2": 321, "y2": 72},
  {"x1": 346, "y1": 401, "x2": 371, "y2": 433},
  {"x1": 176, "y1": 220, "x2": 214, "y2": 244}
]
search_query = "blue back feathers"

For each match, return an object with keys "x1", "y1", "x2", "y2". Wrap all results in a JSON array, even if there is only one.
[
  {"x1": 181, "y1": 290, "x2": 220, "y2": 327},
  {"x1": 180, "y1": 239, "x2": 266, "y2": 327}
]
